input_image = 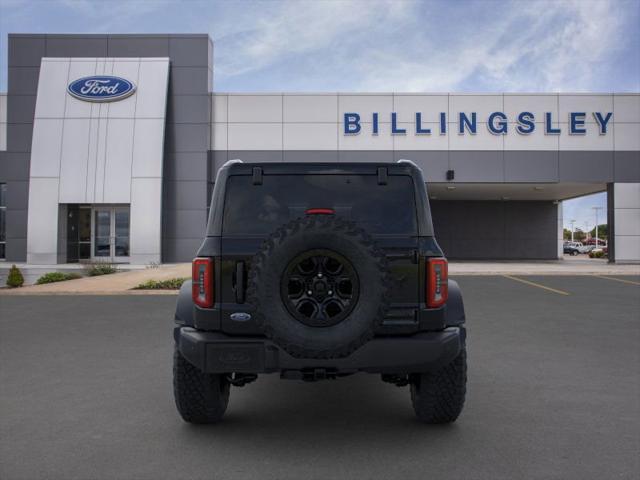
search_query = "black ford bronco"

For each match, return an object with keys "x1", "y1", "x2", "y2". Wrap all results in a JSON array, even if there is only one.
[{"x1": 173, "y1": 160, "x2": 467, "y2": 424}]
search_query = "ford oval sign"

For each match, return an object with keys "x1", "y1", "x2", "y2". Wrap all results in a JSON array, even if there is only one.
[{"x1": 67, "y1": 76, "x2": 136, "y2": 102}]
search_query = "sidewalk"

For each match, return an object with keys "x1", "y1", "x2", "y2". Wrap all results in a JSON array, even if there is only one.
[
  {"x1": 449, "y1": 257, "x2": 640, "y2": 276},
  {"x1": 0, "y1": 263, "x2": 190, "y2": 295}
]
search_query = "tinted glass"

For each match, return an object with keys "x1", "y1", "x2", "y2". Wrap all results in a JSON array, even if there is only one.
[{"x1": 222, "y1": 174, "x2": 417, "y2": 235}]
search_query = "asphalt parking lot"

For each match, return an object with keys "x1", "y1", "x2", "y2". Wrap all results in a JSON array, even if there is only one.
[{"x1": 1, "y1": 275, "x2": 639, "y2": 480}]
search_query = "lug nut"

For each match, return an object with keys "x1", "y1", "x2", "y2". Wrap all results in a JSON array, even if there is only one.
[
  {"x1": 328, "y1": 290, "x2": 333, "y2": 295},
  {"x1": 317, "y1": 273, "x2": 323, "y2": 278},
  {"x1": 307, "y1": 290, "x2": 313, "y2": 295}
]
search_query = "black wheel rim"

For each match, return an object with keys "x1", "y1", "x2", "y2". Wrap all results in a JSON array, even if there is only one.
[{"x1": 281, "y1": 249, "x2": 359, "y2": 327}]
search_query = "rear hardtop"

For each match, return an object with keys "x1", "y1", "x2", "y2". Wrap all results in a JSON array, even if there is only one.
[{"x1": 206, "y1": 162, "x2": 435, "y2": 238}]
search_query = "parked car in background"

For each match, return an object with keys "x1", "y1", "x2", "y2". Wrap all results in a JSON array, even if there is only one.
[{"x1": 564, "y1": 244, "x2": 581, "y2": 256}]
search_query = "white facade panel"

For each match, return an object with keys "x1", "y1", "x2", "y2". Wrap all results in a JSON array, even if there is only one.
[
  {"x1": 135, "y1": 60, "x2": 170, "y2": 119},
  {"x1": 30, "y1": 119, "x2": 64, "y2": 177},
  {"x1": 103, "y1": 119, "x2": 134, "y2": 203},
  {"x1": 504, "y1": 94, "x2": 558, "y2": 122},
  {"x1": 284, "y1": 94, "x2": 338, "y2": 123},
  {"x1": 130, "y1": 177, "x2": 162, "y2": 263},
  {"x1": 132, "y1": 119, "x2": 165, "y2": 178},
  {"x1": 228, "y1": 123, "x2": 283, "y2": 150},
  {"x1": 393, "y1": 123, "x2": 448, "y2": 150},
  {"x1": 338, "y1": 122, "x2": 393, "y2": 150},
  {"x1": 504, "y1": 128, "x2": 559, "y2": 150},
  {"x1": 211, "y1": 123, "x2": 228, "y2": 150},
  {"x1": 448, "y1": 124, "x2": 504, "y2": 150},
  {"x1": 613, "y1": 123, "x2": 640, "y2": 151},
  {"x1": 34, "y1": 59, "x2": 70, "y2": 119},
  {"x1": 558, "y1": 95, "x2": 613, "y2": 123},
  {"x1": 393, "y1": 95, "x2": 448, "y2": 123},
  {"x1": 614, "y1": 236, "x2": 640, "y2": 262},
  {"x1": 339, "y1": 95, "x2": 393, "y2": 123},
  {"x1": 449, "y1": 94, "x2": 502, "y2": 120},
  {"x1": 558, "y1": 123, "x2": 614, "y2": 150},
  {"x1": 26, "y1": 56, "x2": 168, "y2": 265},
  {"x1": 614, "y1": 209, "x2": 640, "y2": 236},
  {"x1": 212, "y1": 94, "x2": 228, "y2": 123},
  {"x1": 283, "y1": 123, "x2": 338, "y2": 150},
  {"x1": 58, "y1": 119, "x2": 91, "y2": 203},
  {"x1": 65, "y1": 60, "x2": 97, "y2": 118},
  {"x1": 613, "y1": 94, "x2": 640, "y2": 123},
  {"x1": 26, "y1": 177, "x2": 59, "y2": 264},
  {"x1": 614, "y1": 183, "x2": 640, "y2": 208},
  {"x1": 228, "y1": 95, "x2": 282, "y2": 123}
]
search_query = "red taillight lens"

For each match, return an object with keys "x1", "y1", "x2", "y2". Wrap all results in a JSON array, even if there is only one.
[
  {"x1": 192, "y1": 257, "x2": 214, "y2": 308},
  {"x1": 426, "y1": 258, "x2": 448, "y2": 308}
]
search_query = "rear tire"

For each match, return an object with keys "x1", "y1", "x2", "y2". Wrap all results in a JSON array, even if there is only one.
[
  {"x1": 410, "y1": 346, "x2": 467, "y2": 424},
  {"x1": 173, "y1": 344, "x2": 230, "y2": 424}
]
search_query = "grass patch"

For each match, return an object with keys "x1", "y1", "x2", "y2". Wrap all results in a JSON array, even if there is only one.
[
  {"x1": 84, "y1": 263, "x2": 119, "y2": 276},
  {"x1": 133, "y1": 277, "x2": 188, "y2": 290},
  {"x1": 36, "y1": 272, "x2": 82, "y2": 285}
]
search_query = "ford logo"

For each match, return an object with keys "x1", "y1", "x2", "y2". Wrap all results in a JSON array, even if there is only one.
[{"x1": 67, "y1": 76, "x2": 136, "y2": 102}]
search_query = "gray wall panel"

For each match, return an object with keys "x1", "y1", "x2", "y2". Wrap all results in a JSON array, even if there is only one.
[
  {"x1": 283, "y1": 150, "x2": 339, "y2": 163},
  {"x1": 107, "y1": 35, "x2": 170, "y2": 57},
  {"x1": 6, "y1": 95, "x2": 36, "y2": 124},
  {"x1": 431, "y1": 200, "x2": 558, "y2": 259},
  {"x1": 6, "y1": 208, "x2": 28, "y2": 239},
  {"x1": 226, "y1": 150, "x2": 283, "y2": 163},
  {"x1": 450, "y1": 151, "x2": 504, "y2": 182},
  {"x1": 169, "y1": 36, "x2": 211, "y2": 67},
  {"x1": 169, "y1": 67, "x2": 210, "y2": 95},
  {"x1": 163, "y1": 209, "x2": 207, "y2": 239},
  {"x1": 7, "y1": 67, "x2": 40, "y2": 95},
  {"x1": 5, "y1": 236, "x2": 26, "y2": 262},
  {"x1": 165, "y1": 123, "x2": 210, "y2": 153},
  {"x1": 394, "y1": 151, "x2": 449, "y2": 182},
  {"x1": 338, "y1": 151, "x2": 394, "y2": 162},
  {"x1": 8, "y1": 36, "x2": 45, "y2": 67},
  {"x1": 559, "y1": 151, "x2": 614, "y2": 182},
  {"x1": 45, "y1": 36, "x2": 108, "y2": 57},
  {"x1": 6, "y1": 124, "x2": 33, "y2": 152},
  {"x1": 163, "y1": 180, "x2": 208, "y2": 210},
  {"x1": 505, "y1": 150, "x2": 559, "y2": 182},
  {"x1": 164, "y1": 152, "x2": 208, "y2": 181},
  {"x1": 167, "y1": 95, "x2": 210, "y2": 124},
  {"x1": 614, "y1": 151, "x2": 640, "y2": 182},
  {"x1": 162, "y1": 237, "x2": 203, "y2": 262}
]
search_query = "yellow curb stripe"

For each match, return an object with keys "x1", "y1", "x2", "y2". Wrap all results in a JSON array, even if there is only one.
[
  {"x1": 502, "y1": 275, "x2": 570, "y2": 296},
  {"x1": 593, "y1": 275, "x2": 640, "y2": 286}
]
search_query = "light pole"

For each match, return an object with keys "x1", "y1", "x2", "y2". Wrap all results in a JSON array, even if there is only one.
[
  {"x1": 570, "y1": 219, "x2": 576, "y2": 242},
  {"x1": 592, "y1": 206, "x2": 603, "y2": 247}
]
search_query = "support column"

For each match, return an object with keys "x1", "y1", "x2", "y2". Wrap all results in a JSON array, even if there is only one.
[
  {"x1": 608, "y1": 183, "x2": 640, "y2": 263},
  {"x1": 557, "y1": 201, "x2": 564, "y2": 259}
]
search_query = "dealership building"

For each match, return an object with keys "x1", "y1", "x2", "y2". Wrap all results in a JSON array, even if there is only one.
[{"x1": 0, "y1": 33, "x2": 638, "y2": 264}]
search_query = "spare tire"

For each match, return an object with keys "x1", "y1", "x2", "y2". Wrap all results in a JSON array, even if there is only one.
[{"x1": 247, "y1": 215, "x2": 390, "y2": 359}]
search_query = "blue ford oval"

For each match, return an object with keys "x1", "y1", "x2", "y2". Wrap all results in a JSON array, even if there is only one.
[{"x1": 67, "y1": 76, "x2": 136, "y2": 102}]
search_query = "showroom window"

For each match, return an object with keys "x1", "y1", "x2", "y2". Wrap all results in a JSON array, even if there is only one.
[{"x1": 0, "y1": 183, "x2": 6, "y2": 259}]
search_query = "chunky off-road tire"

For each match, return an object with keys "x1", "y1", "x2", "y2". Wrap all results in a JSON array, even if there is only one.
[
  {"x1": 410, "y1": 346, "x2": 467, "y2": 424},
  {"x1": 173, "y1": 345, "x2": 230, "y2": 424},
  {"x1": 247, "y1": 215, "x2": 390, "y2": 359}
]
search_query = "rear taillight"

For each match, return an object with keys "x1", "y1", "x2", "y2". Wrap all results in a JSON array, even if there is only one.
[
  {"x1": 192, "y1": 257, "x2": 214, "y2": 308},
  {"x1": 426, "y1": 258, "x2": 448, "y2": 308}
]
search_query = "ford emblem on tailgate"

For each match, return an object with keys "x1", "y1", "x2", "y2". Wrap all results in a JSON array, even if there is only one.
[
  {"x1": 67, "y1": 76, "x2": 136, "y2": 102},
  {"x1": 230, "y1": 312, "x2": 252, "y2": 322}
]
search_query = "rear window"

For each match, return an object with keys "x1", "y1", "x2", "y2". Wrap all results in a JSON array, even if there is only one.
[{"x1": 222, "y1": 174, "x2": 418, "y2": 235}]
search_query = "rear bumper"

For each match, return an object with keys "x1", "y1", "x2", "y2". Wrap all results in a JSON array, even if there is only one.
[{"x1": 175, "y1": 326, "x2": 464, "y2": 375}]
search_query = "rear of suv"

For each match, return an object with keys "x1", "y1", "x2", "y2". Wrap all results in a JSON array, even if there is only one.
[{"x1": 173, "y1": 160, "x2": 467, "y2": 424}]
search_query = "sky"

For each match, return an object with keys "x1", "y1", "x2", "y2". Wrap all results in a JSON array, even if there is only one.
[{"x1": 0, "y1": 0, "x2": 638, "y2": 228}]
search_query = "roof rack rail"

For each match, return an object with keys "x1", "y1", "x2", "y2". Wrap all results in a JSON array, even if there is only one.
[
  {"x1": 223, "y1": 159, "x2": 243, "y2": 167},
  {"x1": 397, "y1": 159, "x2": 420, "y2": 169}
]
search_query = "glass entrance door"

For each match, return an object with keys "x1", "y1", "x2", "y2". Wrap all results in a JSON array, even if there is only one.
[{"x1": 92, "y1": 206, "x2": 130, "y2": 262}]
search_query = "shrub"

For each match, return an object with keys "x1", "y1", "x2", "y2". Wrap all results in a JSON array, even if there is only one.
[
  {"x1": 36, "y1": 272, "x2": 82, "y2": 284},
  {"x1": 84, "y1": 263, "x2": 118, "y2": 276},
  {"x1": 589, "y1": 250, "x2": 606, "y2": 259},
  {"x1": 133, "y1": 277, "x2": 188, "y2": 290},
  {"x1": 6, "y1": 265, "x2": 24, "y2": 288}
]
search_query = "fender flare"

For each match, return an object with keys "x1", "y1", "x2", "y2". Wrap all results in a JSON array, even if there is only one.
[
  {"x1": 174, "y1": 280, "x2": 194, "y2": 327},
  {"x1": 445, "y1": 279, "x2": 466, "y2": 326}
]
